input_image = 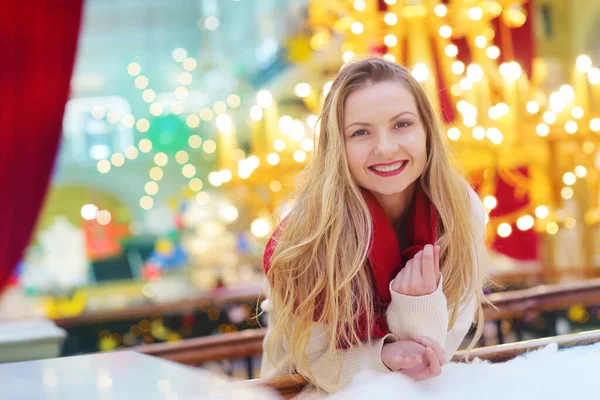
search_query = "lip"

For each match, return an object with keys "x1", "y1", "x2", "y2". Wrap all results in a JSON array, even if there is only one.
[{"x1": 369, "y1": 160, "x2": 408, "y2": 177}]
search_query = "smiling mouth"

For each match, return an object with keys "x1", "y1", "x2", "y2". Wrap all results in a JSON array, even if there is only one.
[{"x1": 368, "y1": 160, "x2": 408, "y2": 173}]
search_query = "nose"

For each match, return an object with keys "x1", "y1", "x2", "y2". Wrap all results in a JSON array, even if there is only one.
[{"x1": 373, "y1": 131, "x2": 399, "y2": 158}]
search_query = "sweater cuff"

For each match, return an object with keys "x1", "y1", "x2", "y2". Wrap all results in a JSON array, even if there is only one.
[
  {"x1": 342, "y1": 334, "x2": 397, "y2": 376},
  {"x1": 386, "y1": 277, "x2": 449, "y2": 345}
]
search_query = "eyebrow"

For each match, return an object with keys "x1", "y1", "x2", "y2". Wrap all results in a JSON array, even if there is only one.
[{"x1": 344, "y1": 111, "x2": 417, "y2": 130}]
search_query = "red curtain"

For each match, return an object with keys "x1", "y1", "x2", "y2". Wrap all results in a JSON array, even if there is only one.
[{"x1": 0, "y1": 1, "x2": 83, "y2": 291}]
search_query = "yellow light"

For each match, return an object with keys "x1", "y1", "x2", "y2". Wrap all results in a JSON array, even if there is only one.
[
  {"x1": 257, "y1": 90, "x2": 273, "y2": 108},
  {"x1": 81, "y1": 204, "x2": 98, "y2": 220},
  {"x1": 434, "y1": 4, "x2": 447, "y2": 16},
  {"x1": 343, "y1": 50, "x2": 356, "y2": 63},
  {"x1": 563, "y1": 172, "x2": 576, "y2": 186},
  {"x1": 486, "y1": 46, "x2": 500, "y2": 59},
  {"x1": 451, "y1": 61, "x2": 465, "y2": 75},
  {"x1": 564, "y1": 217, "x2": 576, "y2": 229},
  {"x1": 445, "y1": 44, "x2": 458, "y2": 57},
  {"x1": 111, "y1": 153, "x2": 125, "y2": 167},
  {"x1": 121, "y1": 114, "x2": 135, "y2": 128},
  {"x1": 459, "y1": 78, "x2": 473, "y2": 91},
  {"x1": 543, "y1": 111, "x2": 557, "y2": 124},
  {"x1": 219, "y1": 169, "x2": 232, "y2": 183},
  {"x1": 384, "y1": 34, "x2": 398, "y2": 47},
  {"x1": 213, "y1": 101, "x2": 227, "y2": 114},
  {"x1": 203, "y1": 139, "x2": 217, "y2": 153},
  {"x1": 497, "y1": 223, "x2": 512, "y2": 238},
  {"x1": 106, "y1": 111, "x2": 120, "y2": 124},
  {"x1": 140, "y1": 196, "x2": 154, "y2": 210},
  {"x1": 384, "y1": 12, "x2": 398, "y2": 25},
  {"x1": 196, "y1": 192, "x2": 210, "y2": 205},
  {"x1": 183, "y1": 57, "x2": 197, "y2": 71},
  {"x1": 188, "y1": 135, "x2": 202, "y2": 149},
  {"x1": 516, "y1": 215, "x2": 534, "y2": 231},
  {"x1": 495, "y1": 102, "x2": 509, "y2": 116},
  {"x1": 92, "y1": 106, "x2": 105, "y2": 119},
  {"x1": 536, "y1": 206, "x2": 550, "y2": 219},
  {"x1": 221, "y1": 205, "x2": 238, "y2": 222},
  {"x1": 350, "y1": 22, "x2": 364, "y2": 35},
  {"x1": 385, "y1": 0, "x2": 396, "y2": 3},
  {"x1": 561, "y1": 187, "x2": 574, "y2": 199},
  {"x1": 232, "y1": 149, "x2": 245, "y2": 161},
  {"x1": 154, "y1": 152, "x2": 168, "y2": 167},
  {"x1": 97, "y1": 160, "x2": 111, "y2": 174},
  {"x1": 176, "y1": 151, "x2": 189, "y2": 164},
  {"x1": 549, "y1": 92, "x2": 565, "y2": 113},
  {"x1": 227, "y1": 94, "x2": 241, "y2": 108},
  {"x1": 135, "y1": 76, "x2": 148, "y2": 89},
  {"x1": 451, "y1": 85, "x2": 462, "y2": 96},
  {"x1": 294, "y1": 83, "x2": 312, "y2": 98},
  {"x1": 273, "y1": 139, "x2": 285, "y2": 151},
  {"x1": 472, "y1": 126, "x2": 485, "y2": 140},
  {"x1": 142, "y1": 89, "x2": 156, "y2": 103},
  {"x1": 499, "y1": 62, "x2": 522, "y2": 80},
  {"x1": 136, "y1": 118, "x2": 150, "y2": 132},
  {"x1": 149, "y1": 103, "x2": 163, "y2": 116},
  {"x1": 204, "y1": 16, "x2": 219, "y2": 30},
  {"x1": 526, "y1": 101, "x2": 540, "y2": 114},
  {"x1": 127, "y1": 62, "x2": 141, "y2": 76},
  {"x1": 560, "y1": 84, "x2": 575, "y2": 102},
  {"x1": 125, "y1": 146, "x2": 139, "y2": 160},
  {"x1": 270, "y1": 180, "x2": 282, "y2": 192},
  {"x1": 583, "y1": 141, "x2": 595, "y2": 153},
  {"x1": 483, "y1": 196, "x2": 497, "y2": 210},
  {"x1": 178, "y1": 72, "x2": 193, "y2": 85},
  {"x1": 145, "y1": 181, "x2": 159, "y2": 195},
  {"x1": 353, "y1": 0, "x2": 366, "y2": 11},
  {"x1": 189, "y1": 178, "x2": 203, "y2": 192},
  {"x1": 590, "y1": 118, "x2": 600, "y2": 132},
  {"x1": 439, "y1": 25, "x2": 452, "y2": 38},
  {"x1": 293, "y1": 150, "x2": 307, "y2": 162},
  {"x1": 208, "y1": 171, "x2": 222, "y2": 187},
  {"x1": 251, "y1": 218, "x2": 271, "y2": 238},
  {"x1": 447, "y1": 127, "x2": 460, "y2": 141},
  {"x1": 411, "y1": 63, "x2": 429, "y2": 82},
  {"x1": 468, "y1": 7, "x2": 483, "y2": 20},
  {"x1": 96, "y1": 210, "x2": 112, "y2": 225},
  {"x1": 250, "y1": 105, "x2": 263, "y2": 121},
  {"x1": 186, "y1": 114, "x2": 200, "y2": 128},
  {"x1": 546, "y1": 222, "x2": 559, "y2": 235},
  {"x1": 267, "y1": 152, "x2": 280, "y2": 165},
  {"x1": 149, "y1": 167, "x2": 163, "y2": 181},
  {"x1": 215, "y1": 114, "x2": 233, "y2": 132},
  {"x1": 486, "y1": 127, "x2": 503, "y2": 144},
  {"x1": 475, "y1": 36, "x2": 487, "y2": 48},
  {"x1": 301, "y1": 138, "x2": 314, "y2": 151},
  {"x1": 503, "y1": 4, "x2": 527, "y2": 27},
  {"x1": 200, "y1": 108, "x2": 214, "y2": 121},
  {"x1": 466, "y1": 64, "x2": 483, "y2": 82},
  {"x1": 565, "y1": 120, "x2": 578, "y2": 134},
  {"x1": 571, "y1": 106, "x2": 584, "y2": 119},
  {"x1": 182, "y1": 164, "x2": 196, "y2": 178},
  {"x1": 383, "y1": 54, "x2": 396, "y2": 63},
  {"x1": 574, "y1": 165, "x2": 587, "y2": 178},
  {"x1": 138, "y1": 139, "x2": 152, "y2": 153},
  {"x1": 172, "y1": 48, "x2": 187, "y2": 62},
  {"x1": 174, "y1": 86, "x2": 188, "y2": 100},
  {"x1": 588, "y1": 68, "x2": 600, "y2": 84},
  {"x1": 576, "y1": 55, "x2": 592, "y2": 73},
  {"x1": 170, "y1": 102, "x2": 184, "y2": 115},
  {"x1": 536, "y1": 123, "x2": 549, "y2": 137}
]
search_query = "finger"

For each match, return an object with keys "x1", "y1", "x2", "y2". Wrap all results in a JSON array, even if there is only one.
[
  {"x1": 434, "y1": 245, "x2": 441, "y2": 282},
  {"x1": 425, "y1": 347, "x2": 442, "y2": 376},
  {"x1": 393, "y1": 267, "x2": 408, "y2": 293},
  {"x1": 408, "y1": 253, "x2": 421, "y2": 293},
  {"x1": 414, "y1": 337, "x2": 446, "y2": 365},
  {"x1": 393, "y1": 354, "x2": 423, "y2": 371},
  {"x1": 421, "y1": 245, "x2": 435, "y2": 289}
]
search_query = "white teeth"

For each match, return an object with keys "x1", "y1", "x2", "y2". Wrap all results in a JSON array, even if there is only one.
[{"x1": 372, "y1": 162, "x2": 405, "y2": 172}]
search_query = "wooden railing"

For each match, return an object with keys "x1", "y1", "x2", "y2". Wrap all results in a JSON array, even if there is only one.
[{"x1": 251, "y1": 329, "x2": 600, "y2": 398}]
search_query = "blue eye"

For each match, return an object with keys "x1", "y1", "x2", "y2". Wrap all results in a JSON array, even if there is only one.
[
  {"x1": 351, "y1": 129, "x2": 367, "y2": 137},
  {"x1": 394, "y1": 121, "x2": 412, "y2": 129}
]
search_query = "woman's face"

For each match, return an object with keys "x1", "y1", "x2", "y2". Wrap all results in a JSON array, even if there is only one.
[{"x1": 343, "y1": 81, "x2": 428, "y2": 200}]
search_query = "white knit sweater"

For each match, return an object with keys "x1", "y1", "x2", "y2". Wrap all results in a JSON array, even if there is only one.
[{"x1": 260, "y1": 187, "x2": 485, "y2": 393}]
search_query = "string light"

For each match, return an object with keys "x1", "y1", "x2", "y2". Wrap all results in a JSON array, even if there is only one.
[
  {"x1": 188, "y1": 135, "x2": 202, "y2": 149},
  {"x1": 486, "y1": 46, "x2": 500, "y2": 59},
  {"x1": 136, "y1": 118, "x2": 150, "y2": 132},
  {"x1": 546, "y1": 222, "x2": 559, "y2": 235},
  {"x1": 351, "y1": 22, "x2": 364, "y2": 35},
  {"x1": 203, "y1": 140, "x2": 217, "y2": 154},
  {"x1": 497, "y1": 223, "x2": 512, "y2": 238},
  {"x1": 140, "y1": 196, "x2": 154, "y2": 210},
  {"x1": 384, "y1": 12, "x2": 398, "y2": 25},
  {"x1": 439, "y1": 25, "x2": 452, "y2": 38},
  {"x1": 127, "y1": 62, "x2": 141, "y2": 76},
  {"x1": 227, "y1": 94, "x2": 241, "y2": 108},
  {"x1": 526, "y1": 101, "x2": 540, "y2": 114},
  {"x1": 535, "y1": 206, "x2": 549, "y2": 219}
]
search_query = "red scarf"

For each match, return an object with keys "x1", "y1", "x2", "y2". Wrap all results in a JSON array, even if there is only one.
[{"x1": 263, "y1": 185, "x2": 438, "y2": 345}]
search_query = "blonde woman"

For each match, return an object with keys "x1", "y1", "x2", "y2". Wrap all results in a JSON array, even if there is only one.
[{"x1": 260, "y1": 57, "x2": 487, "y2": 394}]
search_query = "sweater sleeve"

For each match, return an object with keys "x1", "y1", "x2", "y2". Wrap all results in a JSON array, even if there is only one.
[
  {"x1": 385, "y1": 186, "x2": 486, "y2": 358},
  {"x1": 259, "y1": 279, "x2": 395, "y2": 393}
]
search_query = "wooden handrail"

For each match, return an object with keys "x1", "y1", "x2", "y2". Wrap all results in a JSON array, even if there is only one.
[{"x1": 253, "y1": 329, "x2": 600, "y2": 397}]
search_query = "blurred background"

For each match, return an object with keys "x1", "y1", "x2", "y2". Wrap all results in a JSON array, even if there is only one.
[{"x1": 1, "y1": 0, "x2": 599, "y2": 380}]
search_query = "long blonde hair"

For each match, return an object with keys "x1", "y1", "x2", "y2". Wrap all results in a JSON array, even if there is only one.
[{"x1": 265, "y1": 57, "x2": 487, "y2": 381}]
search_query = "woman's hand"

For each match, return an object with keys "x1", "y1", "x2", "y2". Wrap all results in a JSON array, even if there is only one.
[
  {"x1": 381, "y1": 337, "x2": 446, "y2": 380},
  {"x1": 391, "y1": 244, "x2": 441, "y2": 296}
]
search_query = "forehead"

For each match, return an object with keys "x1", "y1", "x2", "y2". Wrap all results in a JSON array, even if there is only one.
[{"x1": 343, "y1": 81, "x2": 418, "y2": 122}]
